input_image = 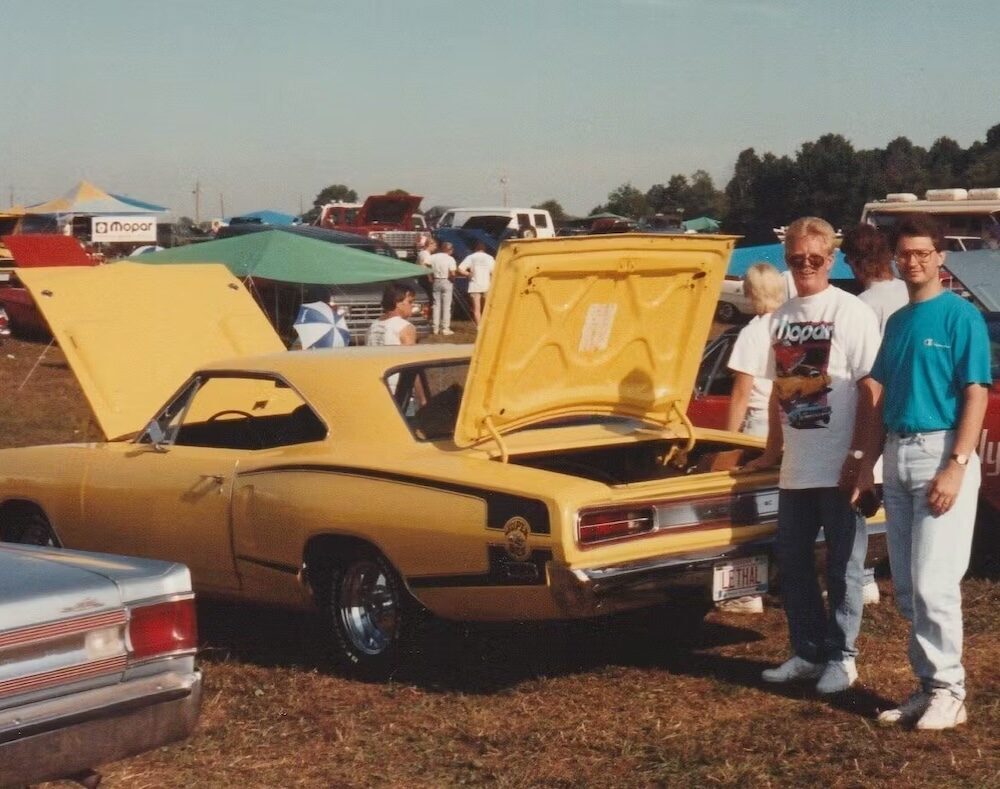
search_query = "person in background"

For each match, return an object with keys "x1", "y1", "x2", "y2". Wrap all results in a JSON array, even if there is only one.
[
  {"x1": 725, "y1": 263, "x2": 786, "y2": 436},
  {"x1": 367, "y1": 283, "x2": 417, "y2": 347},
  {"x1": 717, "y1": 262, "x2": 786, "y2": 615},
  {"x1": 744, "y1": 216, "x2": 881, "y2": 695},
  {"x1": 416, "y1": 236, "x2": 436, "y2": 268},
  {"x1": 854, "y1": 213, "x2": 991, "y2": 730},
  {"x1": 457, "y1": 240, "x2": 495, "y2": 325},
  {"x1": 841, "y1": 224, "x2": 909, "y2": 333},
  {"x1": 427, "y1": 240, "x2": 457, "y2": 336}
]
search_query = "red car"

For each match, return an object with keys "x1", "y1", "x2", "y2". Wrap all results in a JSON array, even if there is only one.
[{"x1": 688, "y1": 320, "x2": 1000, "y2": 518}]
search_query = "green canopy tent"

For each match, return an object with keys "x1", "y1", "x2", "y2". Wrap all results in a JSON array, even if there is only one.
[
  {"x1": 124, "y1": 230, "x2": 429, "y2": 342},
  {"x1": 124, "y1": 229, "x2": 422, "y2": 285},
  {"x1": 681, "y1": 216, "x2": 721, "y2": 233}
]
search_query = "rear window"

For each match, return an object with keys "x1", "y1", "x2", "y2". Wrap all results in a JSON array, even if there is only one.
[
  {"x1": 533, "y1": 213, "x2": 549, "y2": 228},
  {"x1": 516, "y1": 213, "x2": 530, "y2": 228}
]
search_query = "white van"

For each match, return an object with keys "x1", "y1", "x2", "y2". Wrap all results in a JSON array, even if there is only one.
[
  {"x1": 861, "y1": 187, "x2": 1000, "y2": 250},
  {"x1": 436, "y1": 207, "x2": 556, "y2": 238}
]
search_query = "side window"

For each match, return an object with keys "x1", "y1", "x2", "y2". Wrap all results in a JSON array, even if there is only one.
[
  {"x1": 439, "y1": 212, "x2": 454, "y2": 228},
  {"x1": 695, "y1": 335, "x2": 735, "y2": 396},
  {"x1": 394, "y1": 362, "x2": 470, "y2": 440},
  {"x1": 534, "y1": 213, "x2": 549, "y2": 228},
  {"x1": 516, "y1": 213, "x2": 530, "y2": 228},
  {"x1": 145, "y1": 375, "x2": 326, "y2": 450}
]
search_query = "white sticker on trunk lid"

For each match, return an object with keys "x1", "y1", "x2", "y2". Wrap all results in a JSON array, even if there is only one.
[{"x1": 579, "y1": 303, "x2": 617, "y2": 352}]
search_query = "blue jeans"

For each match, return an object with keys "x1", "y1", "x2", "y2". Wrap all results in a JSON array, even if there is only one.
[
  {"x1": 883, "y1": 431, "x2": 979, "y2": 700},
  {"x1": 776, "y1": 487, "x2": 867, "y2": 663}
]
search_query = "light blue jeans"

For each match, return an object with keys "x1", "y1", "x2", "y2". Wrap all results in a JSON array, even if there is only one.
[
  {"x1": 432, "y1": 278, "x2": 453, "y2": 332},
  {"x1": 883, "y1": 430, "x2": 980, "y2": 700},
  {"x1": 776, "y1": 487, "x2": 867, "y2": 663}
]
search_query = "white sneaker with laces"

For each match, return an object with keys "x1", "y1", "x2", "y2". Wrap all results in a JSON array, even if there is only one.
[
  {"x1": 915, "y1": 689, "x2": 967, "y2": 730},
  {"x1": 816, "y1": 659, "x2": 858, "y2": 694},
  {"x1": 862, "y1": 580, "x2": 880, "y2": 605},
  {"x1": 761, "y1": 656, "x2": 824, "y2": 684},
  {"x1": 877, "y1": 690, "x2": 931, "y2": 726},
  {"x1": 442, "y1": 328, "x2": 455, "y2": 336}
]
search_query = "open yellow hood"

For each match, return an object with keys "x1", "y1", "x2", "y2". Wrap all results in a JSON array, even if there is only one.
[
  {"x1": 454, "y1": 234, "x2": 734, "y2": 449},
  {"x1": 19, "y1": 263, "x2": 284, "y2": 440}
]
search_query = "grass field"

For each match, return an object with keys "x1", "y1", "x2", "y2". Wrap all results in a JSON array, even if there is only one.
[{"x1": 1, "y1": 332, "x2": 997, "y2": 789}]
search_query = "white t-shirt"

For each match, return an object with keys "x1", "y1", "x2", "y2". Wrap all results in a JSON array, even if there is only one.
[
  {"x1": 416, "y1": 249, "x2": 432, "y2": 268},
  {"x1": 366, "y1": 315, "x2": 411, "y2": 346},
  {"x1": 727, "y1": 313, "x2": 774, "y2": 414},
  {"x1": 428, "y1": 252, "x2": 457, "y2": 280},
  {"x1": 765, "y1": 286, "x2": 881, "y2": 489},
  {"x1": 858, "y1": 278, "x2": 909, "y2": 335},
  {"x1": 459, "y1": 251, "x2": 495, "y2": 293}
]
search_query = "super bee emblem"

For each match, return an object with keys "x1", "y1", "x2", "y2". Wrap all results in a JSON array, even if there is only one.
[{"x1": 503, "y1": 516, "x2": 532, "y2": 561}]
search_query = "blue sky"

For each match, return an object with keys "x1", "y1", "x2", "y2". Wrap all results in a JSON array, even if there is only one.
[{"x1": 3, "y1": 0, "x2": 998, "y2": 219}]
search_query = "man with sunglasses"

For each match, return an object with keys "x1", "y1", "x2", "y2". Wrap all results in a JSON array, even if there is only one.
[
  {"x1": 745, "y1": 216, "x2": 881, "y2": 695},
  {"x1": 853, "y1": 213, "x2": 990, "y2": 730}
]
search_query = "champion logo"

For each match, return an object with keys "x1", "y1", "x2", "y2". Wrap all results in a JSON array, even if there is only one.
[{"x1": 923, "y1": 338, "x2": 951, "y2": 349}]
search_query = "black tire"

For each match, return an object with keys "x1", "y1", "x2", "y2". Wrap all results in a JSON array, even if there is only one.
[
  {"x1": 0, "y1": 507, "x2": 56, "y2": 546},
  {"x1": 714, "y1": 300, "x2": 740, "y2": 323},
  {"x1": 321, "y1": 547, "x2": 411, "y2": 680}
]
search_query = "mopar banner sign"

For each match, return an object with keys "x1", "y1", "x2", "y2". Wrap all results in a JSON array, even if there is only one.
[{"x1": 91, "y1": 215, "x2": 157, "y2": 243}]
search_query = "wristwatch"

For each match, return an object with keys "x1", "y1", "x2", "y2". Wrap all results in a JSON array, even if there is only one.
[
  {"x1": 950, "y1": 453, "x2": 970, "y2": 466},
  {"x1": 849, "y1": 449, "x2": 865, "y2": 461}
]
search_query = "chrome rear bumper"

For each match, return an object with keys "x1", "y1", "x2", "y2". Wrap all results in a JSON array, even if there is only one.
[
  {"x1": 0, "y1": 670, "x2": 201, "y2": 786},
  {"x1": 549, "y1": 521, "x2": 888, "y2": 619}
]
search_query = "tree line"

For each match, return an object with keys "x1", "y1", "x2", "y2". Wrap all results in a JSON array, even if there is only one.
[
  {"x1": 305, "y1": 123, "x2": 1000, "y2": 247},
  {"x1": 581, "y1": 122, "x2": 1000, "y2": 245}
]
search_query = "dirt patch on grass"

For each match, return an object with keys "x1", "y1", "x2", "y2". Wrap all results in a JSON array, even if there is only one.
[{"x1": 3, "y1": 333, "x2": 996, "y2": 788}]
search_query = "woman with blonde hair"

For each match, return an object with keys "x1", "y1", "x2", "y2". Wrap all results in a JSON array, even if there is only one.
[{"x1": 725, "y1": 262, "x2": 786, "y2": 436}]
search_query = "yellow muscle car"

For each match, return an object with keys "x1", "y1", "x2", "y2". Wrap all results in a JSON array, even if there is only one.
[{"x1": 0, "y1": 236, "x2": 784, "y2": 678}]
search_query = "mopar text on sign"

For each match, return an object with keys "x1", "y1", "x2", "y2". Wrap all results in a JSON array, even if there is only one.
[{"x1": 91, "y1": 215, "x2": 157, "y2": 243}]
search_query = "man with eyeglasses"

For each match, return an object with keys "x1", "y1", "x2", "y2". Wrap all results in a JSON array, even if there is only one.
[
  {"x1": 745, "y1": 216, "x2": 881, "y2": 695},
  {"x1": 852, "y1": 213, "x2": 990, "y2": 730}
]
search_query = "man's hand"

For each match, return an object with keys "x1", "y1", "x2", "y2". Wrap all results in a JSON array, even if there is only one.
[
  {"x1": 838, "y1": 458, "x2": 874, "y2": 505},
  {"x1": 927, "y1": 463, "x2": 965, "y2": 516}
]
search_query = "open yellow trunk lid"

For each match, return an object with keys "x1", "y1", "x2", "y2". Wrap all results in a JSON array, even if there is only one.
[{"x1": 454, "y1": 234, "x2": 735, "y2": 449}]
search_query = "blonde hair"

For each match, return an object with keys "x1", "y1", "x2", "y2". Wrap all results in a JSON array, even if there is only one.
[
  {"x1": 784, "y1": 216, "x2": 836, "y2": 256},
  {"x1": 743, "y1": 262, "x2": 786, "y2": 315}
]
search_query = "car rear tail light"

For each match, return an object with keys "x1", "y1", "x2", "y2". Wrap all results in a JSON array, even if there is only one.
[
  {"x1": 578, "y1": 507, "x2": 655, "y2": 545},
  {"x1": 127, "y1": 597, "x2": 198, "y2": 662}
]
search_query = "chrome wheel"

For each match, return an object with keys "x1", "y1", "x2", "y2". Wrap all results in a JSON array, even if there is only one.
[{"x1": 337, "y1": 558, "x2": 399, "y2": 657}]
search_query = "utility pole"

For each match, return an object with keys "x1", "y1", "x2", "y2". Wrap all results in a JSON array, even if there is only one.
[
  {"x1": 499, "y1": 172, "x2": 509, "y2": 208},
  {"x1": 192, "y1": 180, "x2": 202, "y2": 224},
  {"x1": 8, "y1": 187, "x2": 13, "y2": 208},
  {"x1": 219, "y1": 193, "x2": 225, "y2": 219}
]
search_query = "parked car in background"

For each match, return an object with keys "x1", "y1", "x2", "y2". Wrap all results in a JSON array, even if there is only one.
[
  {"x1": 0, "y1": 543, "x2": 200, "y2": 786},
  {"x1": 317, "y1": 193, "x2": 430, "y2": 260},
  {"x1": 715, "y1": 276, "x2": 754, "y2": 323},
  {"x1": 437, "y1": 207, "x2": 556, "y2": 238},
  {"x1": 0, "y1": 237, "x2": 810, "y2": 681},
  {"x1": 214, "y1": 222, "x2": 431, "y2": 343}
]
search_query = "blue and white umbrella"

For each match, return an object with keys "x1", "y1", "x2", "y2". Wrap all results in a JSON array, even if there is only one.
[{"x1": 293, "y1": 301, "x2": 350, "y2": 349}]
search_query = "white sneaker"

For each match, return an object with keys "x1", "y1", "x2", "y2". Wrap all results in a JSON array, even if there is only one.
[
  {"x1": 862, "y1": 580, "x2": 880, "y2": 605},
  {"x1": 915, "y1": 689, "x2": 967, "y2": 730},
  {"x1": 816, "y1": 659, "x2": 858, "y2": 694},
  {"x1": 441, "y1": 328, "x2": 455, "y2": 336},
  {"x1": 716, "y1": 595, "x2": 764, "y2": 614},
  {"x1": 762, "y1": 656, "x2": 824, "y2": 684},
  {"x1": 877, "y1": 690, "x2": 931, "y2": 726}
]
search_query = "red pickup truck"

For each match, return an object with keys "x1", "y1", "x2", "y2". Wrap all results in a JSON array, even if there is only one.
[{"x1": 317, "y1": 193, "x2": 429, "y2": 261}]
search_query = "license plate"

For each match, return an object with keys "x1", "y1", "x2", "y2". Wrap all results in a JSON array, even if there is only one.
[{"x1": 712, "y1": 555, "x2": 768, "y2": 601}]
